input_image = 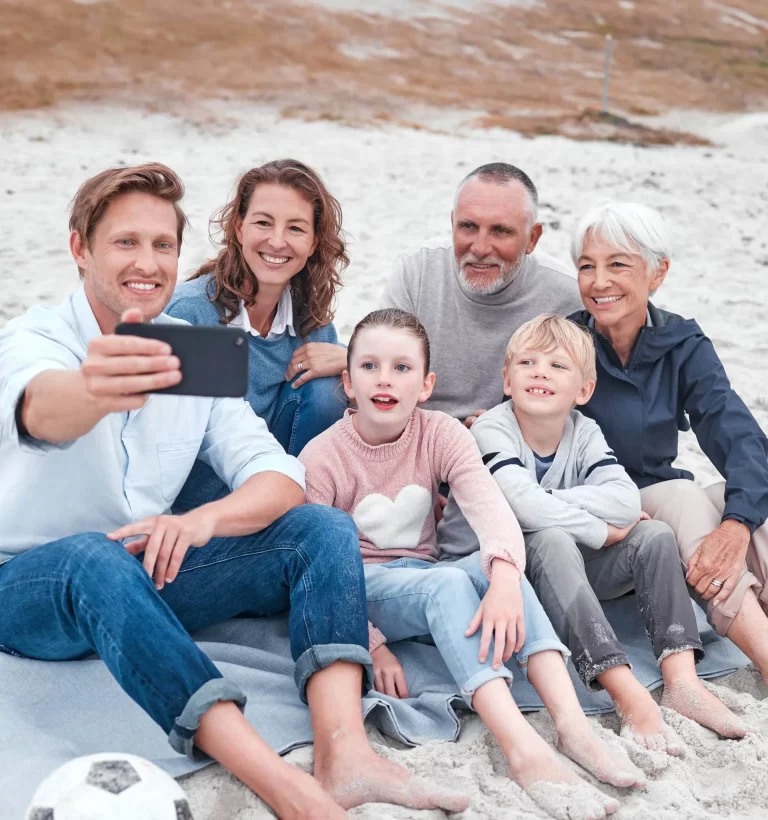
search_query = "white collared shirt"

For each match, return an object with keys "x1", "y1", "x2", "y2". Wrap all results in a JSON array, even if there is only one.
[
  {"x1": 0, "y1": 286, "x2": 305, "y2": 562},
  {"x1": 230, "y1": 288, "x2": 295, "y2": 339}
]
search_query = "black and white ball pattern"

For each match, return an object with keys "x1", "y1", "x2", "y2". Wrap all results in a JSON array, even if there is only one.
[{"x1": 26, "y1": 753, "x2": 194, "y2": 820}]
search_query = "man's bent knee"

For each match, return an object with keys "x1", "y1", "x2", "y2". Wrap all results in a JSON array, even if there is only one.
[
  {"x1": 286, "y1": 504, "x2": 359, "y2": 555},
  {"x1": 40, "y1": 531, "x2": 145, "y2": 579}
]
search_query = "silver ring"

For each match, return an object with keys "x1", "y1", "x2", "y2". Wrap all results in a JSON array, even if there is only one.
[
  {"x1": 710, "y1": 579, "x2": 724, "y2": 588},
  {"x1": 296, "y1": 361, "x2": 304, "y2": 372}
]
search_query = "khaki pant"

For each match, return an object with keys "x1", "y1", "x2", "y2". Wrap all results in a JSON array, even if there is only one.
[{"x1": 641, "y1": 480, "x2": 768, "y2": 636}]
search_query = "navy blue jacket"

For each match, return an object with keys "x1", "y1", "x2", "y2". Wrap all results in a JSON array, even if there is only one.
[{"x1": 569, "y1": 304, "x2": 768, "y2": 533}]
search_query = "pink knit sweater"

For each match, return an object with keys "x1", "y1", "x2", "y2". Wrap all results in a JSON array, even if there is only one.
[{"x1": 299, "y1": 408, "x2": 526, "y2": 651}]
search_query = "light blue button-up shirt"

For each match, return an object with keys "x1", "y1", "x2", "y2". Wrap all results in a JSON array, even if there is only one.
[{"x1": 0, "y1": 286, "x2": 305, "y2": 563}]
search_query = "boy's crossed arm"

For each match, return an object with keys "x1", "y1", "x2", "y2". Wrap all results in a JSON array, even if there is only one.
[
  {"x1": 472, "y1": 416, "x2": 609, "y2": 549},
  {"x1": 548, "y1": 419, "x2": 642, "y2": 530}
]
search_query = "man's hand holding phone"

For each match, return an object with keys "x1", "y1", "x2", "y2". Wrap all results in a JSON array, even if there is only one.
[{"x1": 82, "y1": 309, "x2": 181, "y2": 414}]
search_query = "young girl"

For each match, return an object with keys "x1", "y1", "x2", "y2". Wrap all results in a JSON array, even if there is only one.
[{"x1": 299, "y1": 309, "x2": 646, "y2": 820}]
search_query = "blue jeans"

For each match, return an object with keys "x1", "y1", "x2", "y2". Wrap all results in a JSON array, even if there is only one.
[
  {"x1": 271, "y1": 374, "x2": 347, "y2": 456},
  {"x1": 0, "y1": 505, "x2": 371, "y2": 757},
  {"x1": 173, "y1": 376, "x2": 346, "y2": 512},
  {"x1": 365, "y1": 552, "x2": 568, "y2": 707}
]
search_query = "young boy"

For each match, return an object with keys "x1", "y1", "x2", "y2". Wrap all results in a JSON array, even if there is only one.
[{"x1": 439, "y1": 314, "x2": 747, "y2": 749}]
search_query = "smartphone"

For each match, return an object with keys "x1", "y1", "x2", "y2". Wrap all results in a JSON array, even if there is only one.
[{"x1": 115, "y1": 322, "x2": 249, "y2": 397}]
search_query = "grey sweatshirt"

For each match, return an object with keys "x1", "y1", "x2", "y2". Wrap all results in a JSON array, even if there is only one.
[
  {"x1": 438, "y1": 402, "x2": 642, "y2": 555},
  {"x1": 381, "y1": 247, "x2": 583, "y2": 420}
]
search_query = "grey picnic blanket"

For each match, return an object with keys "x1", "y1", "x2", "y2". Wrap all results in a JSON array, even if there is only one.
[{"x1": 1, "y1": 595, "x2": 748, "y2": 819}]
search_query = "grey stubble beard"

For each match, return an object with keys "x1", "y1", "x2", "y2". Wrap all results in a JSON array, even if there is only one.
[{"x1": 456, "y1": 252, "x2": 526, "y2": 296}]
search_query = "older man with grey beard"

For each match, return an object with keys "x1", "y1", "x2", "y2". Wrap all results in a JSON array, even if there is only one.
[{"x1": 381, "y1": 163, "x2": 582, "y2": 425}]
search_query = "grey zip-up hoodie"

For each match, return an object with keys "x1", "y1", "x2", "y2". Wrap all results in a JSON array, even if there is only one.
[{"x1": 438, "y1": 401, "x2": 641, "y2": 555}]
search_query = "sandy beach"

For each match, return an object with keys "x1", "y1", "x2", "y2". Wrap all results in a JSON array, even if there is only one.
[{"x1": 2, "y1": 101, "x2": 768, "y2": 818}]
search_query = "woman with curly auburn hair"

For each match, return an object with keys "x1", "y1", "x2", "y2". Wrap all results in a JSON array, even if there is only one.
[{"x1": 167, "y1": 159, "x2": 349, "y2": 509}]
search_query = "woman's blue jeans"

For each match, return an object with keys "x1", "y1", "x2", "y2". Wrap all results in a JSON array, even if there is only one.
[
  {"x1": 271, "y1": 374, "x2": 347, "y2": 456},
  {"x1": 173, "y1": 375, "x2": 346, "y2": 512},
  {"x1": 0, "y1": 505, "x2": 371, "y2": 757}
]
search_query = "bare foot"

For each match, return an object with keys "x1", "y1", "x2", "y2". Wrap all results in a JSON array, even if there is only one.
[
  {"x1": 613, "y1": 685, "x2": 683, "y2": 756},
  {"x1": 272, "y1": 776, "x2": 348, "y2": 820},
  {"x1": 661, "y1": 679, "x2": 749, "y2": 738},
  {"x1": 556, "y1": 716, "x2": 646, "y2": 789},
  {"x1": 315, "y1": 744, "x2": 469, "y2": 813},
  {"x1": 619, "y1": 715, "x2": 683, "y2": 756},
  {"x1": 508, "y1": 735, "x2": 619, "y2": 820},
  {"x1": 527, "y1": 781, "x2": 619, "y2": 820}
]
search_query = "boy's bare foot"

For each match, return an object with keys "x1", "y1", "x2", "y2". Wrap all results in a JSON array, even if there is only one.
[
  {"x1": 661, "y1": 679, "x2": 749, "y2": 738},
  {"x1": 619, "y1": 716, "x2": 683, "y2": 756},
  {"x1": 315, "y1": 743, "x2": 469, "y2": 813},
  {"x1": 555, "y1": 716, "x2": 646, "y2": 789},
  {"x1": 611, "y1": 681, "x2": 683, "y2": 755},
  {"x1": 508, "y1": 734, "x2": 619, "y2": 819},
  {"x1": 527, "y1": 781, "x2": 619, "y2": 820}
]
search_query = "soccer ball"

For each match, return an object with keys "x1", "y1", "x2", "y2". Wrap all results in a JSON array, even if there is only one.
[{"x1": 25, "y1": 753, "x2": 194, "y2": 819}]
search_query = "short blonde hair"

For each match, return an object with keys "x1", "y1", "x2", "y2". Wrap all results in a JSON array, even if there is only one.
[{"x1": 504, "y1": 314, "x2": 596, "y2": 383}]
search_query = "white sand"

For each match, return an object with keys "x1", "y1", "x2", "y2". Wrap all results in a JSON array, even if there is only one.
[{"x1": 2, "y1": 101, "x2": 768, "y2": 818}]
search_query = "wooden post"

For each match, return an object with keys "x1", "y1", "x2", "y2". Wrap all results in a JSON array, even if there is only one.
[{"x1": 601, "y1": 34, "x2": 613, "y2": 115}]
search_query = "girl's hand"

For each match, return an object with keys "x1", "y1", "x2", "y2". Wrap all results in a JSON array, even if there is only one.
[
  {"x1": 465, "y1": 559, "x2": 525, "y2": 670},
  {"x1": 372, "y1": 644, "x2": 409, "y2": 698},
  {"x1": 285, "y1": 343, "x2": 347, "y2": 388}
]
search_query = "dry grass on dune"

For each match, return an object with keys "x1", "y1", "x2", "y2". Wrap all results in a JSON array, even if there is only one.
[{"x1": 1, "y1": 0, "x2": 767, "y2": 142}]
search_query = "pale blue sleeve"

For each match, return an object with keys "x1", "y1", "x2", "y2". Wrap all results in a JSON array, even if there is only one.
[
  {"x1": 198, "y1": 397, "x2": 306, "y2": 491},
  {"x1": 0, "y1": 320, "x2": 81, "y2": 452}
]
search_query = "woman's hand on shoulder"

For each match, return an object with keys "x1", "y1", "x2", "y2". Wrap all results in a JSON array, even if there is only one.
[
  {"x1": 372, "y1": 644, "x2": 409, "y2": 698},
  {"x1": 285, "y1": 343, "x2": 347, "y2": 388}
]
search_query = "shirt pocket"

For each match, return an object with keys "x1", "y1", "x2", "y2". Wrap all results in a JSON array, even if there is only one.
[{"x1": 157, "y1": 438, "x2": 204, "y2": 504}]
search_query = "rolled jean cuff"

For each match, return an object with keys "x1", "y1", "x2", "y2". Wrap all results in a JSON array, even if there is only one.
[
  {"x1": 577, "y1": 653, "x2": 630, "y2": 692},
  {"x1": 294, "y1": 643, "x2": 374, "y2": 703},
  {"x1": 461, "y1": 666, "x2": 513, "y2": 709},
  {"x1": 516, "y1": 638, "x2": 571, "y2": 674},
  {"x1": 657, "y1": 643, "x2": 705, "y2": 667},
  {"x1": 169, "y1": 678, "x2": 248, "y2": 759}
]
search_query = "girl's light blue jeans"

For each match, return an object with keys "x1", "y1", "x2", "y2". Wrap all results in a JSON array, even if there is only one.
[{"x1": 364, "y1": 551, "x2": 568, "y2": 707}]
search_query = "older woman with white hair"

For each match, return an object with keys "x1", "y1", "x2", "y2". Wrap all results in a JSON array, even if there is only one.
[{"x1": 569, "y1": 200, "x2": 768, "y2": 689}]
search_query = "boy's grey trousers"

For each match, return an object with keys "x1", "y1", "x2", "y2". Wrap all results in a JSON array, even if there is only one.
[{"x1": 525, "y1": 519, "x2": 704, "y2": 689}]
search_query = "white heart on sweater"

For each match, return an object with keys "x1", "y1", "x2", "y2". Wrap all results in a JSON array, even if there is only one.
[{"x1": 353, "y1": 485, "x2": 433, "y2": 550}]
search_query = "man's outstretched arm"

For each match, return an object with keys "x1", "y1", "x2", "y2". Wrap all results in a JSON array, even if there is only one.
[{"x1": 19, "y1": 310, "x2": 181, "y2": 444}]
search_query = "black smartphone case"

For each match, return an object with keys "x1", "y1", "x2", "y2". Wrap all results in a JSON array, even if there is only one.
[{"x1": 115, "y1": 323, "x2": 249, "y2": 397}]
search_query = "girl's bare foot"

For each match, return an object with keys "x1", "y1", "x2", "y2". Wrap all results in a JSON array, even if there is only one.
[
  {"x1": 315, "y1": 743, "x2": 469, "y2": 813},
  {"x1": 507, "y1": 733, "x2": 619, "y2": 819},
  {"x1": 661, "y1": 679, "x2": 749, "y2": 738},
  {"x1": 555, "y1": 716, "x2": 646, "y2": 789}
]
